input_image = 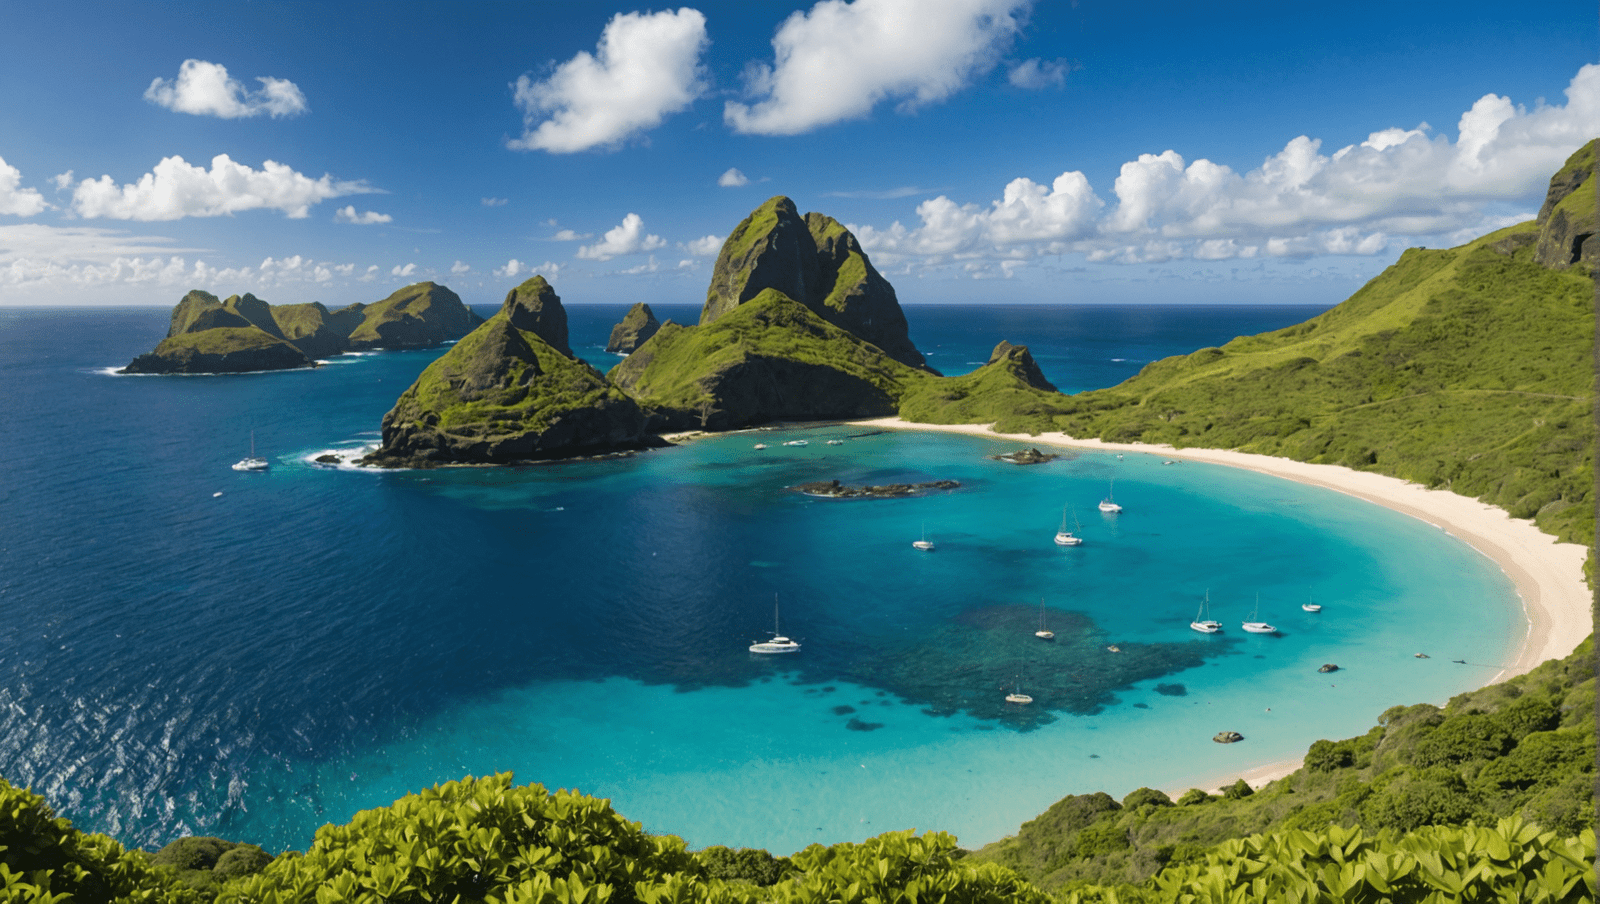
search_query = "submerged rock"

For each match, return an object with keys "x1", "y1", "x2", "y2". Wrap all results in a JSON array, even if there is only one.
[
  {"x1": 790, "y1": 478, "x2": 959, "y2": 498},
  {"x1": 1213, "y1": 731, "x2": 1244, "y2": 744}
]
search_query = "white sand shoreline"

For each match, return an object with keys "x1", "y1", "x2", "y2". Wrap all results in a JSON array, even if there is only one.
[{"x1": 847, "y1": 416, "x2": 1594, "y2": 795}]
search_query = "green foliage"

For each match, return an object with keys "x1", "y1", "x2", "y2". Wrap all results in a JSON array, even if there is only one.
[
  {"x1": 1175, "y1": 789, "x2": 1212, "y2": 807},
  {"x1": 1119, "y1": 788, "x2": 1172, "y2": 811},
  {"x1": 215, "y1": 774, "x2": 697, "y2": 904},
  {"x1": 777, "y1": 831, "x2": 1052, "y2": 904},
  {"x1": 0, "y1": 777, "x2": 196, "y2": 904},
  {"x1": 692, "y1": 847, "x2": 789, "y2": 886},
  {"x1": 1220, "y1": 780, "x2": 1253, "y2": 801}
]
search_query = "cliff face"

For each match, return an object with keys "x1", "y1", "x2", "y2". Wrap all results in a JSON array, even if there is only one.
[
  {"x1": 1533, "y1": 139, "x2": 1597, "y2": 270},
  {"x1": 122, "y1": 282, "x2": 484, "y2": 374},
  {"x1": 605, "y1": 302, "x2": 662, "y2": 354},
  {"x1": 702, "y1": 196, "x2": 929, "y2": 369},
  {"x1": 366, "y1": 276, "x2": 649, "y2": 466},
  {"x1": 500, "y1": 276, "x2": 571, "y2": 356}
]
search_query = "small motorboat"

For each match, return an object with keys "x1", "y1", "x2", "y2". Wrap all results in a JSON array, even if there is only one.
[
  {"x1": 782, "y1": 440, "x2": 809, "y2": 447},
  {"x1": 753, "y1": 443, "x2": 769, "y2": 450}
]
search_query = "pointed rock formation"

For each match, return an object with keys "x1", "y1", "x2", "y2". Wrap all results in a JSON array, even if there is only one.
[
  {"x1": 1534, "y1": 139, "x2": 1596, "y2": 270},
  {"x1": 702, "y1": 196, "x2": 929, "y2": 369},
  {"x1": 606, "y1": 302, "x2": 662, "y2": 354},
  {"x1": 986, "y1": 341, "x2": 1057, "y2": 392},
  {"x1": 365, "y1": 276, "x2": 649, "y2": 466}
]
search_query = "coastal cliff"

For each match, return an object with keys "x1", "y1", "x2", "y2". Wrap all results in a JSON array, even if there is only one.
[
  {"x1": 364, "y1": 276, "x2": 650, "y2": 466},
  {"x1": 120, "y1": 282, "x2": 483, "y2": 374},
  {"x1": 605, "y1": 302, "x2": 662, "y2": 354}
]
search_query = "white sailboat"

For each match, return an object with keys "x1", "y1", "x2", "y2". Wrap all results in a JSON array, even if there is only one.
[
  {"x1": 1242, "y1": 594, "x2": 1277, "y2": 634},
  {"x1": 1053, "y1": 505, "x2": 1083, "y2": 546},
  {"x1": 912, "y1": 522, "x2": 935, "y2": 551},
  {"x1": 1302, "y1": 590, "x2": 1322, "y2": 613},
  {"x1": 1098, "y1": 479, "x2": 1122, "y2": 513},
  {"x1": 232, "y1": 432, "x2": 269, "y2": 471},
  {"x1": 749, "y1": 596, "x2": 800, "y2": 654},
  {"x1": 1005, "y1": 678, "x2": 1033, "y2": 705},
  {"x1": 1190, "y1": 590, "x2": 1222, "y2": 634},
  {"x1": 1035, "y1": 598, "x2": 1055, "y2": 640}
]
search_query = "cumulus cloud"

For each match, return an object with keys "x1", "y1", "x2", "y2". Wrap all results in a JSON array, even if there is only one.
[
  {"x1": 144, "y1": 59, "x2": 308, "y2": 119},
  {"x1": 0, "y1": 156, "x2": 49, "y2": 216},
  {"x1": 854, "y1": 171, "x2": 1102, "y2": 259},
  {"x1": 1007, "y1": 58, "x2": 1071, "y2": 90},
  {"x1": 509, "y1": 9, "x2": 708, "y2": 153},
  {"x1": 856, "y1": 64, "x2": 1600, "y2": 269},
  {"x1": 495, "y1": 259, "x2": 526, "y2": 278},
  {"x1": 482, "y1": 197, "x2": 509, "y2": 207},
  {"x1": 70, "y1": 154, "x2": 374, "y2": 221},
  {"x1": 618, "y1": 255, "x2": 660, "y2": 275},
  {"x1": 726, "y1": 0, "x2": 1026, "y2": 135},
  {"x1": 334, "y1": 205, "x2": 391, "y2": 225},
  {"x1": 496, "y1": 258, "x2": 562, "y2": 280},
  {"x1": 718, "y1": 167, "x2": 750, "y2": 187},
  {"x1": 577, "y1": 213, "x2": 666, "y2": 260},
  {"x1": 391, "y1": 263, "x2": 417, "y2": 277},
  {"x1": 552, "y1": 228, "x2": 591, "y2": 241},
  {"x1": 451, "y1": 260, "x2": 471, "y2": 274},
  {"x1": 683, "y1": 234, "x2": 724, "y2": 256}
]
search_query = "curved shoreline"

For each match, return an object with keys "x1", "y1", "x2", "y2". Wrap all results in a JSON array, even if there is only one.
[{"x1": 849, "y1": 416, "x2": 1594, "y2": 793}]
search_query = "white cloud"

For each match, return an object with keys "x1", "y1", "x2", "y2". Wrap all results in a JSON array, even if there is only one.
[
  {"x1": 726, "y1": 0, "x2": 1026, "y2": 135},
  {"x1": 509, "y1": 9, "x2": 708, "y2": 153},
  {"x1": 854, "y1": 171, "x2": 1103, "y2": 259},
  {"x1": 0, "y1": 156, "x2": 49, "y2": 216},
  {"x1": 496, "y1": 258, "x2": 562, "y2": 280},
  {"x1": 1007, "y1": 58, "x2": 1069, "y2": 90},
  {"x1": 451, "y1": 260, "x2": 471, "y2": 274},
  {"x1": 70, "y1": 154, "x2": 374, "y2": 221},
  {"x1": 618, "y1": 255, "x2": 660, "y2": 275},
  {"x1": 577, "y1": 213, "x2": 667, "y2": 260},
  {"x1": 361, "y1": 265, "x2": 379, "y2": 282},
  {"x1": 683, "y1": 234, "x2": 724, "y2": 256},
  {"x1": 391, "y1": 263, "x2": 417, "y2": 277},
  {"x1": 855, "y1": 63, "x2": 1600, "y2": 269},
  {"x1": 495, "y1": 259, "x2": 525, "y2": 278},
  {"x1": 50, "y1": 171, "x2": 74, "y2": 191},
  {"x1": 144, "y1": 59, "x2": 308, "y2": 119},
  {"x1": 718, "y1": 167, "x2": 750, "y2": 187},
  {"x1": 334, "y1": 205, "x2": 392, "y2": 225},
  {"x1": 481, "y1": 197, "x2": 509, "y2": 207},
  {"x1": 552, "y1": 228, "x2": 591, "y2": 241}
]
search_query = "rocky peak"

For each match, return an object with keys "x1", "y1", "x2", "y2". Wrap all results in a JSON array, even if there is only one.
[
  {"x1": 224, "y1": 293, "x2": 287, "y2": 339},
  {"x1": 502, "y1": 275, "x2": 571, "y2": 356},
  {"x1": 1534, "y1": 139, "x2": 1596, "y2": 270},
  {"x1": 606, "y1": 302, "x2": 662, "y2": 354},
  {"x1": 987, "y1": 341, "x2": 1057, "y2": 392},
  {"x1": 702, "y1": 196, "x2": 929, "y2": 369}
]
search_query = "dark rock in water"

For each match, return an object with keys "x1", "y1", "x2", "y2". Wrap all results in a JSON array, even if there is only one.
[
  {"x1": 1414, "y1": 653, "x2": 1430, "y2": 659},
  {"x1": 1534, "y1": 139, "x2": 1597, "y2": 270},
  {"x1": 314, "y1": 454, "x2": 342, "y2": 464},
  {"x1": 831, "y1": 705, "x2": 856, "y2": 715},
  {"x1": 1154, "y1": 683, "x2": 1187, "y2": 696},
  {"x1": 606, "y1": 302, "x2": 662, "y2": 354},
  {"x1": 702, "y1": 196, "x2": 930, "y2": 369},
  {"x1": 994, "y1": 447, "x2": 1061, "y2": 465},
  {"x1": 986, "y1": 341, "x2": 1057, "y2": 392},
  {"x1": 500, "y1": 276, "x2": 571, "y2": 356},
  {"x1": 791, "y1": 478, "x2": 959, "y2": 498},
  {"x1": 365, "y1": 275, "x2": 651, "y2": 467},
  {"x1": 1318, "y1": 663, "x2": 1340, "y2": 673},
  {"x1": 1213, "y1": 731, "x2": 1244, "y2": 744},
  {"x1": 845, "y1": 717, "x2": 884, "y2": 732}
]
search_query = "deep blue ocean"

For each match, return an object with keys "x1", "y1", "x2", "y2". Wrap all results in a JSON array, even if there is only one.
[{"x1": 0, "y1": 303, "x2": 1519, "y2": 854}]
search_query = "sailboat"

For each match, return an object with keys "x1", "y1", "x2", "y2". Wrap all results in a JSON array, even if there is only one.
[
  {"x1": 912, "y1": 522, "x2": 936, "y2": 551},
  {"x1": 1035, "y1": 598, "x2": 1055, "y2": 640},
  {"x1": 1302, "y1": 590, "x2": 1322, "y2": 613},
  {"x1": 749, "y1": 595, "x2": 800, "y2": 654},
  {"x1": 1098, "y1": 479, "x2": 1122, "y2": 513},
  {"x1": 1242, "y1": 593, "x2": 1277, "y2": 634},
  {"x1": 232, "y1": 432, "x2": 269, "y2": 471},
  {"x1": 1190, "y1": 590, "x2": 1222, "y2": 634},
  {"x1": 1005, "y1": 678, "x2": 1033, "y2": 705},
  {"x1": 1053, "y1": 505, "x2": 1083, "y2": 546}
]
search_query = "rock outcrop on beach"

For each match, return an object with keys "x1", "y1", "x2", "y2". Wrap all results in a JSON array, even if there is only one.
[
  {"x1": 701, "y1": 196, "x2": 930, "y2": 370},
  {"x1": 364, "y1": 276, "x2": 651, "y2": 466},
  {"x1": 605, "y1": 302, "x2": 661, "y2": 354},
  {"x1": 120, "y1": 283, "x2": 483, "y2": 374}
]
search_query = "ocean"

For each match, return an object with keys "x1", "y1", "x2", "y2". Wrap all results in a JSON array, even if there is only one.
[{"x1": 0, "y1": 303, "x2": 1519, "y2": 854}]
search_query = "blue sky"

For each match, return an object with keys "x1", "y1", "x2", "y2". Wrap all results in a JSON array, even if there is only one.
[{"x1": 1, "y1": 1, "x2": 1596, "y2": 307}]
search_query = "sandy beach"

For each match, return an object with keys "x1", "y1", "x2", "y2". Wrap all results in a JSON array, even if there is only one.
[{"x1": 850, "y1": 416, "x2": 1595, "y2": 793}]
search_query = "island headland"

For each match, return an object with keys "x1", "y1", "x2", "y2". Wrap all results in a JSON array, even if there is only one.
[{"x1": 120, "y1": 281, "x2": 483, "y2": 374}]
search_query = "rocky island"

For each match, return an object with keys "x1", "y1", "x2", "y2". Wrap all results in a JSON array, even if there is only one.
[
  {"x1": 605, "y1": 302, "x2": 662, "y2": 354},
  {"x1": 121, "y1": 282, "x2": 482, "y2": 374}
]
